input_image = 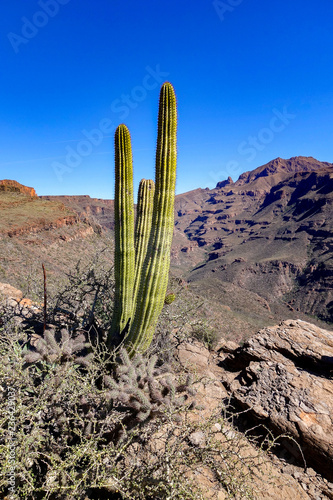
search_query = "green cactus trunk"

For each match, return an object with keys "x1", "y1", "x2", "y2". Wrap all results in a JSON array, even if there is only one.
[
  {"x1": 109, "y1": 124, "x2": 135, "y2": 344},
  {"x1": 125, "y1": 82, "x2": 177, "y2": 354},
  {"x1": 108, "y1": 82, "x2": 177, "y2": 355}
]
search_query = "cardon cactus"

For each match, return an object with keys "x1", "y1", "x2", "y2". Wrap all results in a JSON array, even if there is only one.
[{"x1": 107, "y1": 82, "x2": 177, "y2": 355}]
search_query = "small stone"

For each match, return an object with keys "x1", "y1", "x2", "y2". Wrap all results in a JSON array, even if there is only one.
[
  {"x1": 308, "y1": 486, "x2": 317, "y2": 497},
  {"x1": 189, "y1": 431, "x2": 205, "y2": 447},
  {"x1": 306, "y1": 467, "x2": 317, "y2": 477},
  {"x1": 212, "y1": 423, "x2": 222, "y2": 432},
  {"x1": 222, "y1": 428, "x2": 236, "y2": 440},
  {"x1": 292, "y1": 471, "x2": 302, "y2": 480},
  {"x1": 301, "y1": 482, "x2": 308, "y2": 491}
]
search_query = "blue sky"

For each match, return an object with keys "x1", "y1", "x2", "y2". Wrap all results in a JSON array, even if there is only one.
[{"x1": 0, "y1": 0, "x2": 333, "y2": 199}]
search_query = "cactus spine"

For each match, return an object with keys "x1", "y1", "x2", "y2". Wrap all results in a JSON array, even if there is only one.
[{"x1": 108, "y1": 82, "x2": 177, "y2": 355}]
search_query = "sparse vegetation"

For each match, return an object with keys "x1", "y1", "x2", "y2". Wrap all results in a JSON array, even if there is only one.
[
  {"x1": 0, "y1": 296, "x2": 283, "y2": 499},
  {"x1": 0, "y1": 190, "x2": 76, "y2": 235},
  {"x1": 1, "y1": 89, "x2": 332, "y2": 500}
]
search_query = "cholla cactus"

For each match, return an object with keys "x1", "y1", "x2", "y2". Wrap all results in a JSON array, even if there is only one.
[
  {"x1": 23, "y1": 327, "x2": 93, "y2": 366},
  {"x1": 104, "y1": 348, "x2": 195, "y2": 423}
]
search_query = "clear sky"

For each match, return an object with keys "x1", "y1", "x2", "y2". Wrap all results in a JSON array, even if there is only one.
[{"x1": 1, "y1": 0, "x2": 332, "y2": 199}]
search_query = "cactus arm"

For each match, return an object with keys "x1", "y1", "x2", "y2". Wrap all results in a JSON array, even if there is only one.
[
  {"x1": 133, "y1": 179, "x2": 155, "y2": 306},
  {"x1": 126, "y1": 82, "x2": 177, "y2": 354},
  {"x1": 107, "y1": 124, "x2": 135, "y2": 346}
]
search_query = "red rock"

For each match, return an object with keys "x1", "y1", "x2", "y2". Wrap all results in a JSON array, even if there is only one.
[{"x1": 0, "y1": 179, "x2": 37, "y2": 197}]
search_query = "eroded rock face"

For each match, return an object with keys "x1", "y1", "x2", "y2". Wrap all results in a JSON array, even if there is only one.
[
  {"x1": 0, "y1": 179, "x2": 37, "y2": 197},
  {"x1": 175, "y1": 337, "x2": 316, "y2": 499},
  {"x1": 218, "y1": 319, "x2": 333, "y2": 480}
]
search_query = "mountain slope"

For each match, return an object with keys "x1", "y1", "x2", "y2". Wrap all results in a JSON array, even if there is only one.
[
  {"x1": 172, "y1": 157, "x2": 333, "y2": 323},
  {"x1": 0, "y1": 184, "x2": 113, "y2": 300},
  {"x1": 40, "y1": 156, "x2": 333, "y2": 327},
  {"x1": 2, "y1": 156, "x2": 331, "y2": 340}
]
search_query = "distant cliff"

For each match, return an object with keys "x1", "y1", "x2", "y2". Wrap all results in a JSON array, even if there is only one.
[{"x1": 0, "y1": 179, "x2": 37, "y2": 198}]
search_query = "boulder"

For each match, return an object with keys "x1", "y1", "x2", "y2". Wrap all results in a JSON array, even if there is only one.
[
  {"x1": 175, "y1": 337, "x2": 314, "y2": 498},
  {"x1": 218, "y1": 319, "x2": 333, "y2": 480},
  {"x1": 0, "y1": 282, "x2": 23, "y2": 305}
]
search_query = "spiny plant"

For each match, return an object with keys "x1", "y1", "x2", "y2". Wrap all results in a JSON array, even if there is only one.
[
  {"x1": 104, "y1": 348, "x2": 195, "y2": 424},
  {"x1": 108, "y1": 82, "x2": 177, "y2": 355},
  {"x1": 23, "y1": 326, "x2": 93, "y2": 367}
]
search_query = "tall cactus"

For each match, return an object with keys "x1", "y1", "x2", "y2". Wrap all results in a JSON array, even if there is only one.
[
  {"x1": 125, "y1": 82, "x2": 177, "y2": 354},
  {"x1": 109, "y1": 124, "x2": 135, "y2": 342},
  {"x1": 108, "y1": 82, "x2": 177, "y2": 355}
]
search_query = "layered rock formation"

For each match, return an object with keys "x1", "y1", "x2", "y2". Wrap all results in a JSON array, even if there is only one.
[
  {"x1": 40, "y1": 195, "x2": 114, "y2": 231},
  {"x1": 172, "y1": 156, "x2": 333, "y2": 323},
  {"x1": 0, "y1": 182, "x2": 112, "y2": 295},
  {"x1": 0, "y1": 179, "x2": 37, "y2": 197}
]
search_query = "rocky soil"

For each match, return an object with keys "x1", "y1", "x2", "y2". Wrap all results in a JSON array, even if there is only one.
[
  {"x1": 1, "y1": 282, "x2": 333, "y2": 498},
  {"x1": 177, "y1": 319, "x2": 333, "y2": 499}
]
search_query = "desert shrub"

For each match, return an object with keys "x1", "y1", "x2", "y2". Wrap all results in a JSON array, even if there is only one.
[
  {"x1": 0, "y1": 324, "x2": 198, "y2": 499},
  {"x1": 49, "y1": 252, "x2": 115, "y2": 336},
  {"x1": 190, "y1": 320, "x2": 220, "y2": 350}
]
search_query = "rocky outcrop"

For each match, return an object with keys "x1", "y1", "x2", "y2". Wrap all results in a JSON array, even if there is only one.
[
  {"x1": 0, "y1": 282, "x2": 23, "y2": 303},
  {"x1": 235, "y1": 156, "x2": 333, "y2": 187},
  {"x1": 218, "y1": 319, "x2": 333, "y2": 481},
  {"x1": 0, "y1": 179, "x2": 37, "y2": 197},
  {"x1": 5, "y1": 215, "x2": 79, "y2": 237},
  {"x1": 176, "y1": 333, "x2": 333, "y2": 499},
  {"x1": 216, "y1": 176, "x2": 234, "y2": 189},
  {"x1": 0, "y1": 282, "x2": 41, "y2": 314}
]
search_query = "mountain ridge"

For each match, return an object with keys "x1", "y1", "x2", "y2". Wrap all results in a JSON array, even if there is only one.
[
  {"x1": 1, "y1": 155, "x2": 332, "y2": 330},
  {"x1": 171, "y1": 156, "x2": 333, "y2": 323},
  {"x1": 234, "y1": 156, "x2": 333, "y2": 187}
]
